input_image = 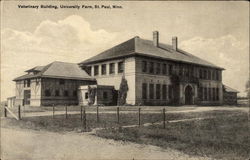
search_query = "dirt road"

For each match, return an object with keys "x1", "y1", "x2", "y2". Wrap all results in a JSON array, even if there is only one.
[{"x1": 1, "y1": 128, "x2": 210, "y2": 160}]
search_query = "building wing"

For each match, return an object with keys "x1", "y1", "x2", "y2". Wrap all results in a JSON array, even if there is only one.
[{"x1": 13, "y1": 61, "x2": 95, "y2": 81}]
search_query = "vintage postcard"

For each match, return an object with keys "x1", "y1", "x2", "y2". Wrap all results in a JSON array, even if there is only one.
[{"x1": 1, "y1": 1, "x2": 249, "y2": 160}]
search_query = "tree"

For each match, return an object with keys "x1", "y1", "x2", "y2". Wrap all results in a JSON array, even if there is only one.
[
  {"x1": 245, "y1": 79, "x2": 250, "y2": 98},
  {"x1": 88, "y1": 86, "x2": 96, "y2": 106},
  {"x1": 118, "y1": 76, "x2": 129, "y2": 106}
]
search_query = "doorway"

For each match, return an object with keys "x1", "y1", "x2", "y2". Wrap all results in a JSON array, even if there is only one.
[
  {"x1": 185, "y1": 85, "x2": 193, "y2": 105},
  {"x1": 24, "y1": 90, "x2": 31, "y2": 105}
]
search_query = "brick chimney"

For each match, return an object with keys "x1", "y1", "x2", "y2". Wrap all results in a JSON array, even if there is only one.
[
  {"x1": 153, "y1": 31, "x2": 159, "y2": 47},
  {"x1": 172, "y1": 37, "x2": 178, "y2": 51}
]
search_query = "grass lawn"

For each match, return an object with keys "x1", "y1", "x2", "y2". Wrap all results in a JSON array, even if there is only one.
[{"x1": 95, "y1": 110, "x2": 250, "y2": 160}]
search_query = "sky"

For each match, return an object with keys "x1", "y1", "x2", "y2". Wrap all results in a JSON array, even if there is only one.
[{"x1": 1, "y1": 1, "x2": 249, "y2": 101}]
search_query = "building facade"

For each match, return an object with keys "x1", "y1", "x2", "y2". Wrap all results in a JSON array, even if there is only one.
[
  {"x1": 79, "y1": 31, "x2": 224, "y2": 105},
  {"x1": 223, "y1": 85, "x2": 239, "y2": 105},
  {"x1": 14, "y1": 61, "x2": 95, "y2": 106}
]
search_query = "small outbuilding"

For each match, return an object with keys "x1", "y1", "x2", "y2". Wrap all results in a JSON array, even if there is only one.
[
  {"x1": 78, "y1": 85, "x2": 116, "y2": 106},
  {"x1": 223, "y1": 85, "x2": 239, "y2": 105}
]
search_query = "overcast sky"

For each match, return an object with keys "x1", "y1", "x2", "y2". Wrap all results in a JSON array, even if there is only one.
[{"x1": 1, "y1": 1, "x2": 249, "y2": 100}]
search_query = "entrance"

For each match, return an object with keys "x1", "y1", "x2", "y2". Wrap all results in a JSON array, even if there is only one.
[
  {"x1": 24, "y1": 90, "x2": 31, "y2": 105},
  {"x1": 185, "y1": 85, "x2": 193, "y2": 105}
]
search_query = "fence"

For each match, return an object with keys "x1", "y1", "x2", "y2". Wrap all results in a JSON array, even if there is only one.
[{"x1": 3, "y1": 104, "x2": 169, "y2": 131}]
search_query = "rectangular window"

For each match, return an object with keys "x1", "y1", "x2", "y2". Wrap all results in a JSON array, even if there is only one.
[
  {"x1": 216, "y1": 88, "x2": 219, "y2": 100},
  {"x1": 199, "y1": 69, "x2": 202, "y2": 79},
  {"x1": 94, "y1": 65, "x2": 99, "y2": 76},
  {"x1": 156, "y1": 84, "x2": 161, "y2": 99},
  {"x1": 162, "y1": 84, "x2": 167, "y2": 100},
  {"x1": 142, "y1": 61, "x2": 147, "y2": 73},
  {"x1": 204, "y1": 87, "x2": 208, "y2": 101},
  {"x1": 199, "y1": 87, "x2": 203, "y2": 101},
  {"x1": 64, "y1": 90, "x2": 69, "y2": 97},
  {"x1": 168, "y1": 85, "x2": 173, "y2": 99},
  {"x1": 208, "y1": 70, "x2": 211, "y2": 80},
  {"x1": 101, "y1": 64, "x2": 106, "y2": 75},
  {"x1": 24, "y1": 80, "x2": 26, "y2": 87},
  {"x1": 156, "y1": 63, "x2": 161, "y2": 74},
  {"x1": 59, "y1": 79, "x2": 65, "y2": 85},
  {"x1": 149, "y1": 84, "x2": 154, "y2": 99},
  {"x1": 208, "y1": 88, "x2": 212, "y2": 101},
  {"x1": 85, "y1": 92, "x2": 89, "y2": 99},
  {"x1": 103, "y1": 91, "x2": 108, "y2": 99},
  {"x1": 162, "y1": 64, "x2": 167, "y2": 75},
  {"x1": 216, "y1": 71, "x2": 219, "y2": 81},
  {"x1": 149, "y1": 62, "x2": 154, "y2": 74},
  {"x1": 27, "y1": 79, "x2": 30, "y2": 87},
  {"x1": 169, "y1": 65, "x2": 173, "y2": 75},
  {"x1": 109, "y1": 63, "x2": 115, "y2": 74},
  {"x1": 73, "y1": 90, "x2": 77, "y2": 97},
  {"x1": 55, "y1": 90, "x2": 60, "y2": 96},
  {"x1": 212, "y1": 88, "x2": 216, "y2": 101},
  {"x1": 142, "y1": 83, "x2": 147, "y2": 99},
  {"x1": 118, "y1": 61, "x2": 124, "y2": 73},
  {"x1": 45, "y1": 89, "x2": 51, "y2": 97},
  {"x1": 179, "y1": 66, "x2": 183, "y2": 76}
]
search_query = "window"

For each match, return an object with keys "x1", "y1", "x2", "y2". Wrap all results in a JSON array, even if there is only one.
[
  {"x1": 162, "y1": 84, "x2": 167, "y2": 100},
  {"x1": 169, "y1": 64, "x2": 173, "y2": 75},
  {"x1": 59, "y1": 79, "x2": 65, "y2": 85},
  {"x1": 204, "y1": 87, "x2": 208, "y2": 101},
  {"x1": 208, "y1": 88, "x2": 211, "y2": 101},
  {"x1": 179, "y1": 66, "x2": 183, "y2": 76},
  {"x1": 149, "y1": 62, "x2": 154, "y2": 74},
  {"x1": 55, "y1": 90, "x2": 60, "y2": 96},
  {"x1": 208, "y1": 70, "x2": 211, "y2": 80},
  {"x1": 94, "y1": 65, "x2": 99, "y2": 76},
  {"x1": 24, "y1": 80, "x2": 26, "y2": 87},
  {"x1": 142, "y1": 83, "x2": 147, "y2": 99},
  {"x1": 168, "y1": 85, "x2": 173, "y2": 99},
  {"x1": 212, "y1": 88, "x2": 216, "y2": 101},
  {"x1": 149, "y1": 84, "x2": 154, "y2": 99},
  {"x1": 199, "y1": 69, "x2": 202, "y2": 79},
  {"x1": 109, "y1": 63, "x2": 115, "y2": 74},
  {"x1": 199, "y1": 87, "x2": 203, "y2": 101},
  {"x1": 204, "y1": 70, "x2": 207, "y2": 79},
  {"x1": 101, "y1": 64, "x2": 106, "y2": 75},
  {"x1": 85, "y1": 92, "x2": 89, "y2": 99},
  {"x1": 64, "y1": 90, "x2": 69, "y2": 97},
  {"x1": 162, "y1": 64, "x2": 167, "y2": 75},
  {"x1": 156, "y1": 84, "x2": 161, "y2": 99},
  {"x1": 27, "y1": 79, "x2": 30, "y2": 87},
  {"x1": 45, "y1": 90, "x2": 51, "y2": 97},
  {"x1": 216, "y1": 71, "x2": 219, "y2": 81},
  {"x1": 118, "y1": 61, "x2": 124, "y2": 73},
  {"x1": 142, "y1": 61, "x2": 147, "y2": 72},
  {"x1": 103, "y1": 91, "x2": 108, "y2": 99},
  {"x1": 216, "y1": 88, "x2": 219, "y2": 100},
  {"x1": 73, "y1": 90, "x2": 77, "y2": 97},
  {"x1": 156, "y1": 63, "x2": 161, "y2": 74}
]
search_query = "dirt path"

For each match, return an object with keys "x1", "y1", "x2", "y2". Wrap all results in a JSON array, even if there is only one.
[{"x1": 1, "y1": 127, "x2": 211, "y2": 160}]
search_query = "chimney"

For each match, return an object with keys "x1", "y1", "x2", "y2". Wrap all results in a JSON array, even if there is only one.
[
  {"x1": 153, "y1": 31, "x2": 159, "y2": 47},
  {"x1": 172, "y1": 37, "x2": 178, "y2": 50}
]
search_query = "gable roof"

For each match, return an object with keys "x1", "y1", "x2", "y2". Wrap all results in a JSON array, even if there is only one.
[
  {"x1": 223, "y1": 85, "x2": 239, "y2": 93},
  {"x1": 14, "y1": 61, "x2": 95, "y2": 81},
  {"x1": 79, "y1": 37, "x2": 224, "y2": 70}
]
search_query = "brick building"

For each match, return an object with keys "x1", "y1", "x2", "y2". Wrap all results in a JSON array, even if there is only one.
[{"x1": 79, "y1": 31, "x2": 225, "y2": 105}]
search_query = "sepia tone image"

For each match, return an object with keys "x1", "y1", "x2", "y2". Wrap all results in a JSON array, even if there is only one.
[{"x1": 1, "y1": 1, "x2": 249, "y2": 160}]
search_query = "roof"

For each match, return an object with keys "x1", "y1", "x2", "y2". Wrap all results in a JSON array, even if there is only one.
[
  {"x1": 25, "y1": 66, "x2": 45, "y2": 72},
  {"x1": 14, "y1": 61, "x2": 95, "y2": 81},
  {"x1": 79, "y1": 37, "x2": 224, "y2": 70},
  {"x1": 223, "y1": 85, "x2": 239, "y2": 93}
]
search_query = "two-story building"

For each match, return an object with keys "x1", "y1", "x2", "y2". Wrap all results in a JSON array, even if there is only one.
[
  {"x1": 13, "y1": 61, "x2": 96, "y2": 106},
  {"x1": 79, "y1": 31, "x2": 224, "y2": 105}
]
